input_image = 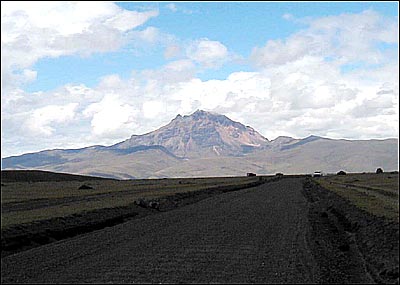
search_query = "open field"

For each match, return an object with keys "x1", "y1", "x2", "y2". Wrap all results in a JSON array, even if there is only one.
[
  {"x1": 1, "y1": 171, "x2": 398, "y2": 283},
  {"x1": 1, "y1": 172, "x2": 264, "y2": 228},
  {"x1": 1, "y1": 169, "x2": 114, "y2": 183},
  {"x1": 1, "y1": 170, "x2": 271, "y2": 257},
  {"x1": 314, "y1": 172, "x2": 399, "y2": 221},
  {"x1": 2, "y1": 176, "x2": 398, "y2": 283}
]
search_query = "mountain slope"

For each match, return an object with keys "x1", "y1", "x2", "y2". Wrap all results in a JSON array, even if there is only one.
[
  {"x1": 2, "y1": 145, "x2": 181, "y2": 179},
  {"x1": 149, "y1": 137, "x2": 398, "y2": 177},
  {"x1": 114, "y1": 110, "x2": 269, "y2": 157},
  {"x1": 2, "y1": 110, "x2": 398, "y2": 179}
]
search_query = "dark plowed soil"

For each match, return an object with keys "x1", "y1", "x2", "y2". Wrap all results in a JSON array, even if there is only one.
[
  {"x1": 303, "y1": 178, "x2": 399, "y2": 284},
  {"x1": 1, "y1": 180, "x2": 266, "y2": 258},
  {"x1": 1, "y1": 177, "x2": 398, "y2": 283}
]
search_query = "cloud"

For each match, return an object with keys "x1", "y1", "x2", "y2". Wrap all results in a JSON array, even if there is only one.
[
  {"x1": 164, "y1": 44, "x2": 181, "y2": 59},
  {"x1": 352, "y1": 89, "x2": 397, "y2": 118},
  {"x1": 2, "y1": 52, "x2": 398, "y2": 157},
  {"x1": 83, "y1": 95, "x2": 139, "y2": 138},
  {"x1": 23, "y1": 103, "x2": 78, "y2": 136},
  {"x1": 1, "y1": 2, "x2": 159, "y2": 92},
  {"x1": 165, "y1": 3, "x2": 193, "y2": 14},
  {"x1": 106, "y1": 9, "x2": 159, "y2": 31},
  {"x1": 282, "y1": 13, "x2": 294, "y2": 21},
  {"x1": 166, "y1": 3, "x2": 178, "y2": 12},
  {"x1": 141, "y1": 59, "x2": 196, "y2": 84},
  {"x1": 186, "y1": 38, "x2": 229, "y2": 68},
  {"x1": 251, "y1": 34, "x2": 326, "y2": 67},
  {"x1": 129, "y1": 26, "x2": 161, "y2": 44},
  {"x1": 251, "y1": 10, "x2": 398, "y2": 68},
  {"x1": 2, "y1": 2, "x2": 158, "y2": 68},
  {"x1": 244, "y1": 9, "x2": 398, "y2": 139},
  {"x1": 1, "y1": 2, "x2": 161, "y2": 153},
  {"x1": 143, "y1": 101, "x2": 165, "y2": 118}
]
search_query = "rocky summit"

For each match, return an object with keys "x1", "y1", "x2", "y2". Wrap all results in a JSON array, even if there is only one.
[{"x1": 113, "y1": 110, "x2": 269, "y2": 158}]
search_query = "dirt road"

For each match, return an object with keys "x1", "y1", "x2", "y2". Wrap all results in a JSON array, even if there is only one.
[{"x1": 1, "y1": 178, "x2": 377, "y2": 283}]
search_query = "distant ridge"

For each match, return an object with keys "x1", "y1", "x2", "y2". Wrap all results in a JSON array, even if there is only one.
[{"x1": 1, "y1": 110, "x2": 398, "y2": 179}]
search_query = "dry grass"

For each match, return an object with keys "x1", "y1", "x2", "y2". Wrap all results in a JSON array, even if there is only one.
[
  {"x1": 1, "y1": 176, "x2": 263, "y2": 228},
  {"x1": 315, "y1": 172, "x2": 399, "y2": 221}
]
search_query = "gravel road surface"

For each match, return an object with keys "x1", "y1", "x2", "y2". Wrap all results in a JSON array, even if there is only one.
[{"x1": 1, "y1": 178, "x2": 374, "y2": 283}]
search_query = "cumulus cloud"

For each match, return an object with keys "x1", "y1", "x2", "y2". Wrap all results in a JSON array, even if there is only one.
[
  {"x1": 2, "y1": 52, "x2": 398, "y2": 157},
  {"x1": 83, "y1": 95, "x2": 139, "y2": 138},
  {"x1": 106, "y1": 9, "x2": 159, "y2": 31},
  {"x1": 245, "y1": 10, "x2": 398, "y2": 139},
  {"x1": 1, "y1": 2, "x2": 158, "y2": 92},
  {"x1": 163, "y1": 38, "x2": 232, "y2": 69},
  {"x1": 23, "y1": 103, "x2": 78, "y2": 136},
  {"x1": 143, "y1": 101, "x2": 165, "y2": 118},
  {"x1": 251, "y1": 10, "x2": 398, "y2": 68},
  {"x1": 251, "y1": 34, "x2": 327, "y2": 66},
  {"x1": 186, "y1": 38, "x2": 229, "y2": 68},
  {"x1": 4, "y1": 53, "x2": 399, "y2": 154},
  {"x1": 141, "y1": 59, "x2": 196, "y2": 84},
  {"x1": 352, "y1": 90, "x2": 397, "y2": 118},
  {"x1": 130, "y1": 26, "x2": 161, "y2": 44},
  {"x1": 1, "y1": 1, "x2": 160, "y2": 154}
]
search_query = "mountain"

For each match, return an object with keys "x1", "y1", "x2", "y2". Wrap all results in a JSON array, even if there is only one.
[
  {"x1": 2, "y1": 110, "x2": 398, "y2": 179},
  {"x1": 113, "y1": 110, "x2": 269, "y2": 157},
  {"x1": 2, "y1": 145, "x2": 180, "y2": 180}
]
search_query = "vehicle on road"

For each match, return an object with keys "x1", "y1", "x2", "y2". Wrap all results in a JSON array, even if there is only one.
[{"x1": 312, "y1": 171, "x2": 323, "y2": 177}]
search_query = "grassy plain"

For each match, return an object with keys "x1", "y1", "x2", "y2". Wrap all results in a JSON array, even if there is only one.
[
  {"x1": 1, "y1": 175, "x2": 262, "y2": 228},
  {"x1": 315, "y1": 172, "x2": 399, "y2": 221}
]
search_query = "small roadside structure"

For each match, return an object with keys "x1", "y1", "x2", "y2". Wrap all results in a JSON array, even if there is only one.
[
  {"x1": 337, "y1": 170, "x2": 347, "y2": 175},
  {"x1": 247, "y1": 173, "x2": 256, "y2": 177}
]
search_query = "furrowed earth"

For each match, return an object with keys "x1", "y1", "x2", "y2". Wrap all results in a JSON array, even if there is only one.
[{"x1": 1, "y1": 171, "x2": 398, "y2": 283}]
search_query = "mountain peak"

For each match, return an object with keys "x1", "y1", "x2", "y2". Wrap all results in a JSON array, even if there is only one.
[
  {"x1": 304, "y1": 135, "x2": 324, "y2": 141},
  {"x1": 190, "y1": 109, "x2": 208, "y2": 119},
  {"x1": 187, "y1": 109, "x2": 221, "y2": 119},
  {"x1": 117, "y1": 110, "x2": 269, "y2": 158},
  {"x1": 193, "y1": 109, "x2": 211, "y2": 115},
  {"x1": 194, "y1": 109, "x2": 206, "y2": 114},
  {"x1": 172, "y1": 114, "x2": 183, "y2": 122}
]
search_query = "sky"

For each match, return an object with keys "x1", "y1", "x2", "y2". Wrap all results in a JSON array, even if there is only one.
[{"x1": 1, "y1": 1, "x2": 399, "y2": 158}]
